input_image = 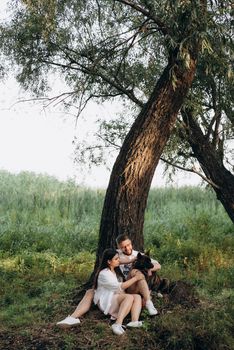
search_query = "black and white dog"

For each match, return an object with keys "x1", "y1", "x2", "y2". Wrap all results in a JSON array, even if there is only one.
[{"x1": 129, "y1": 252, "x2": 170, "y2": 295}]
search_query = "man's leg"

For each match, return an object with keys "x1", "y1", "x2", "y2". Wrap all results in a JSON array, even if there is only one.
[
  {"x1": 127, "y1": 276, "x2": 158, "y2": 316},
  {"x1": 127, "y1": 279, "x2": 150, "y2": 301}
]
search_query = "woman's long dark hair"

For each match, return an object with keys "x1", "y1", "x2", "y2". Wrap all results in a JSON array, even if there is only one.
[{"x1": 93, "y1": 248, "x2": 118, "y2": 289}]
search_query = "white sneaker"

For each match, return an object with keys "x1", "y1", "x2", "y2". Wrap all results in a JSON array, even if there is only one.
[
  {"x1": 56, "y1": 316, "x2": 81, "y2": 328},
  {"x1": 145, "y1": 300, "x2": 158, "y2": 316},
  {"x1": 126, "y1": 321, "x2": 143, "y2": 328},
  {"x1": 111, "y1": 323, "x2": 125, "y2": 335}
]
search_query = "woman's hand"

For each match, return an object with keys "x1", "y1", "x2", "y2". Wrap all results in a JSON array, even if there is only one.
[
  {"x1": 121, "y1": 269, "x2": 145, "y2": 290},
  {"x1": 132, "y1": 270, "x2": 145, "y2": 281}
]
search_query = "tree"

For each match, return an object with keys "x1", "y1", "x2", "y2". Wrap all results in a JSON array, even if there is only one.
[
  {"x1": 76, "y1": 1, "x2": 234, "y2": 224},
  {"x1": 2, "y1": 0, "x2": 229, "y2": 274},
  {"x1": 161, "y1": 10, "x2": 234, "y2": 222}
]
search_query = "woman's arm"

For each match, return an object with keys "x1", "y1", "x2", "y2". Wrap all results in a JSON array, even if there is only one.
[
  {"x1": 121, "y1": 272, "x2": 144, "y2": 290},
  {"x1": 97, "y1": 269, "x2": 123, "y2": 292}
]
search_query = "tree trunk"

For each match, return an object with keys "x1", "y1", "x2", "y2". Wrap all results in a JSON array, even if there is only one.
[
  {"x1": 92, "y1": 49, "x2": 199, "y2": 276},
  {"x1": 182, "y1": 110, "x2": 234, "y2": 223}
]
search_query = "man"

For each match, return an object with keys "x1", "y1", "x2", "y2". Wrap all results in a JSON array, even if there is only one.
[
  {"x1": 57, "y1": 234, "x2": 161, "y2": 328},
  {"x1": 116, "y1": 234, "x2": 161, "y2": 316},
  {"x1": 116, "y1": 234, "x2": 161, "y2": 280}
]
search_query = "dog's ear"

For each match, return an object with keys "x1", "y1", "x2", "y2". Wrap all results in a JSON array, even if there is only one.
[
  {"x1": 137, "y1": 252, "x2": 143, "y2": 259},
  {"x1": 144, "y1": 249, "x2": 151, "y2": 257}
]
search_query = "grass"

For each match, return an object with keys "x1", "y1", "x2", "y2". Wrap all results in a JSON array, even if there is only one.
[{"x1": 0, "y1": 170, "x2": 233, "y2": 349}]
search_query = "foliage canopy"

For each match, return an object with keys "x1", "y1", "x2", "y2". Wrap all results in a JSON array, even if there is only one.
[{"x1": 0, "y1": 0, "x2": 233, "y2": 182}]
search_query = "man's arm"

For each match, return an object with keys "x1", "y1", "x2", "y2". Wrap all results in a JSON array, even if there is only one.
[
  {"x1": 149, "y1": 255, "x2": 161, "y2": 271},
  {"x1": 151, "y1": 262, "x2": 161, "y2": 271}
]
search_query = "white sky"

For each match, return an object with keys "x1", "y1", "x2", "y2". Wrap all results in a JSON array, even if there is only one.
[{"x1": 0, "y1": 76, "x2": 202, "y2": 188}]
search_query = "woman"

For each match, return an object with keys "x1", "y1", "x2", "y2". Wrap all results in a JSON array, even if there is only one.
[{"x1": 93, "y1": 248, "x2": 144, "y2": 335}]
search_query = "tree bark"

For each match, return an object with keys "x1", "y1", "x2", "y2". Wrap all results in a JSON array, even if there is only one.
[
  {"x1": 92, "y1": 48, "x2": 199, "y2": 276},
  {"x1": 182, "y1": 110, "x2": 234, "y2": 223}
]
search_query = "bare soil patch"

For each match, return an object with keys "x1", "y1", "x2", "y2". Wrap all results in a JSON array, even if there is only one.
[{"x1": 0, "y1": 280, "x2": 201, "y2": 350}]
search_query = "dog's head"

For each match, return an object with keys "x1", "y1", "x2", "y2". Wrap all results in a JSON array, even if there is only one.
[{"x1": 133, "y1": 252, "x2": 154, "y2": 272}]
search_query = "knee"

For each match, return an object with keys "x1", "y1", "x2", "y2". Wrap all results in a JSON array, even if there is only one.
[
  {"x1": 125, "y1": 294, "x2": 134, "y2": 303},
  {"x1": 85, "y1": 289, "x2": 94, "y2": 299},
  {"x1": 133, "y1": 294, "x2": 142, "y2": 303}
]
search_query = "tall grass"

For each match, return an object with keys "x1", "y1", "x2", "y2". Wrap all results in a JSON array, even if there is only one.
[
  {"x1": 0, "y1": 170, "x2": 104, "y2": 255},
  {"x1": 0, "y1": 170, "x2": 232, "y2": 258},
  {"x1": 0, "y1": 170, "x2": 233, "y2": 348},
  {"x1": 1, "y1": 169, "x2": 233, "y2": 293}
]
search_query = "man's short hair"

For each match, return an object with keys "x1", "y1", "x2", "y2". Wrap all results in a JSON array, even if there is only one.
[{"x1": 116, "y1": 233, "x2": 130, "y2": 245}]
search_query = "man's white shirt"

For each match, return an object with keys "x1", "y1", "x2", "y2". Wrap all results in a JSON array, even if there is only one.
[{"x1": 117, "y1": 249, "x2": 158, "y2": 280}]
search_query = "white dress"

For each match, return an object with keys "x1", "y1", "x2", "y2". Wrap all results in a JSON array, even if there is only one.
[{"x1": 93, "y1": 268, "x2": 123, "y2": 315}]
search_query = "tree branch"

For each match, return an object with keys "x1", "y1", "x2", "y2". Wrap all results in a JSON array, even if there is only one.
[
  {"x1": 114, "y1": 18, "x2": 150, "y2": 79},
  {"x1": 75, "y1": 91, "x2": 126, "y2": 123},
  {"x1": 41, "y1": 59, "x2": 144, "y2": 107},
  {"x1": 212, "y1": 80, "x2": 222, "y2": 148},
  {"x1": 9, "y1": 91, "x2": 78, "y2": 109},
  {"x1": 96, "y1": 133, "x2": 121, "y2": 149},
  {"x1": 115, "y1": 0, "x2": 168, "y2": 35},
  {"x1": 160, "y1": 157, "x2": 220, "y2": 189}
]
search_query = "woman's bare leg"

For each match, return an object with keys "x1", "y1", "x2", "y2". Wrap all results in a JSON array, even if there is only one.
[
  {"x1": 130, "y1": 294, "x2": 142, "y2": 322},
  {"x1": 70, "y1": 289, "x2": 94, "y2": 318},
  {"x1": 115, "y1": 294, "x2": 134, "y2": 325}
]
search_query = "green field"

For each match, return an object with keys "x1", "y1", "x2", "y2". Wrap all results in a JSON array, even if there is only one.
[{"x1": 0, "y1": 170, "x2": 233, "y2": 349}]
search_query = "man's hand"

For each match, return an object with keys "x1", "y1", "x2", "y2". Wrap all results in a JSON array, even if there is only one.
[
  {"x1": 147, "y1": 269, "x2": 153, "y2": 277},
  {"x1": 151, "y1": 262, "x2": 161, "y2": 271},
  {"x1": 146, "y1": 262, "x2": 161, "y2": 276}
]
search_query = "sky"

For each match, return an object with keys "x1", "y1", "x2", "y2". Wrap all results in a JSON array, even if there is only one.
[
  {"x1": 0, "y1": 1, "x2": 201, "y2": 188},
  {"x1": 0, "y1": 75, "x2": 202, "y2": 188},
  {"x1": 0, "y1": 76, "x2": 110, "y2": 187}
]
